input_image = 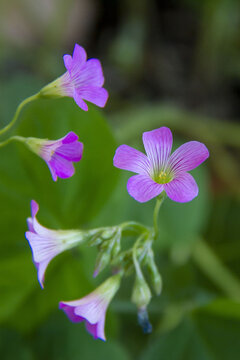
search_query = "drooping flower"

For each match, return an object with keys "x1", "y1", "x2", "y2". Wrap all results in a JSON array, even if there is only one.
[
  {"x1": 40, "y1": 44, "x2": 109, "y2": 111},
  {"x1": 113, "y1": 127, "x2": 209, "y2": 203},
  {"x1": 25, "y1": 200, "x2": 86, "y2": 288},
  {"x1": 25, "y1": 131, "x2": 83, "y2": 181},
  {"x1": 59, "y1": 273, "x2": 121, "y2": 341}
]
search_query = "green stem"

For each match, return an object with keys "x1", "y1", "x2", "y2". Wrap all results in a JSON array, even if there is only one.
[
  {"x1": 0, "y1": 93, "x2": 39, "y2": 136},
  {"x1": 153, "y1": 192, "x2": 166, "y2": 240},
  {"x1": 120, "y1": 221, "x2": 150, "y2": 234},
  {"x1": 0, "y1": 135, "x2": 26, "y2": 148}
]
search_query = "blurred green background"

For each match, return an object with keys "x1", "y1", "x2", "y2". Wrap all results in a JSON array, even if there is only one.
[{"x1": 0, "y1": 0, "x2": 240, "y2": 359}]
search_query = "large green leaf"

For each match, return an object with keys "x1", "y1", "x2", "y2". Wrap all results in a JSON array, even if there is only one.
[
  {"x1": 0, "y1": 254, "x2": 35, "y2": 322},
  {"x1": 0, "y1": 95, "x2": 118, "y2": 330},
  {"x1": 5, "y1": 251, "x2": 93, "y2": 333},
  {"x1": 16, "y1": 97, "x2": 119, "y2": 227}
]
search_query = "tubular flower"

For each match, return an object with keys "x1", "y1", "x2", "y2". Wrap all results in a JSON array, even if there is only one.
[
  {"x1": 25, "y1": 131, "x2": 83, "y2": 181},
  {"x1": 113, "y1": 127, "x2": 209, "y2": 203},
  {"x1": 59, "y1": 273, "x2": 122, "y2": 341},
  {"x1": 25, "y1": 200, "x2": 86, "y2": 288},
  {"x1": 40, "y1": 43, "x2": 109, "y2": 111}
]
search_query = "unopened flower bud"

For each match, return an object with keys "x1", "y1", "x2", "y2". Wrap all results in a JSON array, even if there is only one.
[
  {"x1": 101, "y1": 228, "x2": 116, "y2": 240},
  {"x1": 131, "y1": 275, "x2": 151, "y2": 309},
  {"x1": 131, "y1": 256, "x2": 151, "y2": 309},
  {"x1": 93, "y1": 250, "x2": 111, "y2": 277},
  {"x1": 146, "y1": 249, "x2": 162, "y2": 295},
  {"x1": 111, "y1": 230, "x2": 121, "y2": 258}
]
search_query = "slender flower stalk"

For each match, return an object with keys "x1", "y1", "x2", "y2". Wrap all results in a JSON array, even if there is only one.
[
  {"x1": 113, "y1": 127, "x2": 209, "y2": 203},
  {"x1": 59, "y1": 273, "x2": 122, "y2": 340},
  {"x1": 0, "y1": 93, "x2": 39, "y2": 137},
  {"x1": 153, "y1": 192, "x2": 166, "y2": 240},
  {"x1": 0, "y1": 135, "x2": 26, "y2": 148}
]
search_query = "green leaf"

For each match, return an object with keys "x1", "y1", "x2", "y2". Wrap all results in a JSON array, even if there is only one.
[
  {"x1": 5, "y1": 251, "x2": 93, "y2": 333},
  {"x1": 0, "y1": 74, "x2": 44, "y2": 128},
  {"x1": 16, "y1": 97, "x2": 119, "y2": 227},
  {"x1": 0, "y1": 253, "x2": 36, "y2": 322}
]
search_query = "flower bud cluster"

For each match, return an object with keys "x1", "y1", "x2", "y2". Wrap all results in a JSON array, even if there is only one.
[{"x1": 92, "y1": 228, "x2": 122, "y2": 277}]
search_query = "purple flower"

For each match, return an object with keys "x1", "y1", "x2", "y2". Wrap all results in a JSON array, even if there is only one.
[
  {"x1": 40, "y1": 44, "x2": 109, "y2": 111},
  {"x1": 25, "y1": 131, "x2": 83, "y2": 181},
  {"x1": 113, "y1": 127, "x2": 209, "y2": 203},
  {"x1": 25, "y1": 200, "x2": 85, "y2": 288},
  {"x1": 59, "y1": 273, "x2": 121, "y2": 341}
]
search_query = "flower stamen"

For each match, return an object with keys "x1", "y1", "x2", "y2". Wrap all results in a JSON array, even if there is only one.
[{"x1": 153, "y1": 170, "x2": 173, "y2": 184}]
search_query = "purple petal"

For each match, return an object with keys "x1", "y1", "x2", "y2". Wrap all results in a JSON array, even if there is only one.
[
  {"x1": 113, "y1": 145, "x2": 150, "y2": 175},
  {"x1": 59, "y1": 302, "x2": 85, "y2": 323},
  {"x1": 164, "y1": 172, "x2": 198, "y2": 202},
  {"x1": 34, "y1": 221, "x2": 58, "y2": 237},
  {"x1": 61, "y1": 131, "x2": 79, "y2": 144},
  {"x1": 72, "y1": 44, "x2": 87, "y2": 66},
  {"x1": 73, "y1": 91, "x2": 88, "y2": 111},
  {"x1": 74, "y1": 301, "x2": 107, "y2": 324},
  {"x1": 168, "y1": 141, "x2": 209, "y2": 174},
  {"x1": 55, "y1": 142, "x2": 83, "y2": 161},
  {"x1": 31, "y1": 200, "x2": 39, "y2": 218},
  {"x1": 74, "y1": 59, "x2": 105, "y2": 87},
  {"x1": 25, "y1": 231, "x2": 58, "y2": 262},
  {"x1": 95, "y1": 316, "x2": 106, "y2": 341},
  {"x1": 48, "y1": 164, "x2": 57, "y2": 181},
  {"x1": 142, "y1": 127, "x2": 173, "y2": 172},
  {"x1": 85, "y1": 321, "x2": 99, "y2": 339},
  {"x1": 77, "y1": 86, "x2": 108, "y2": 108},
  {"x1": 37, "y1": 258, "x2": 51, "y2": 288},
  {"x1": 27, "y1": 218, "x2": 34, "y2": 232},
  {"x1": 63, "y1": 55, "x2": 73, "y2": 72},
  {"x1": 85, "y1": 317, "x2": 106, "y2": 341},
  {"x1": 27, "y1": 205, "x2": 57, "y2": 237},
  {"x1": 48, "y1": 155, "x2": 75, "y2": 181},
  {"x1": 127, "y1": 174, "x2": 163, "y2": 202}
]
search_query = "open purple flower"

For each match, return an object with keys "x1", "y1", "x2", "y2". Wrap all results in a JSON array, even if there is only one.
[
  {"x1": 59, "y1": 273, "x2": 121, "y2": 341},
  {"x1": 40, "y1": 44, "x2": 109, "y2": 111},
  {"x1": 25, "y1": 200, "x2": 85, "y2": 288},
  {"x1": 113, "y1": 127, "x2": 209, "y2": 203},
  {"x1": 25, "y1": 131, "x2": 83, "y2": 181}
]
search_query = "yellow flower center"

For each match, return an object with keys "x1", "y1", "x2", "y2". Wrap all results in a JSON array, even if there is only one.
[{"x1": 155, "y1": 170, "x2": 173, "y2": 184}]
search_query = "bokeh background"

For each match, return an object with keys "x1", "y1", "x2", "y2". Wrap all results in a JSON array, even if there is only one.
[{"x1": 0, "y1": 0, "x2": 240, "y2": 359}]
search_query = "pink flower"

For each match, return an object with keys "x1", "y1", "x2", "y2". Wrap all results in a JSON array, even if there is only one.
[
  {"x1": 25, "y1": 131, "x2": 83, "y2": 181},
  {"x1": 25, "y1": 200, "x2": 85, "y2": 288},
  {"x1": 59, "y1": 274, "x2": 121, "y2": 341},
  {"x1": 113, "y1": 127, "x2": 209, "y2": 203},
  {"x1": 40, "y1": 44, "x2": 109, "y2": 111}
]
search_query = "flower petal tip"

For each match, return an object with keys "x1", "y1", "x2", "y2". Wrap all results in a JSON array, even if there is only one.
[{"x1": 30, "y1": 200, "x2": 39, "y2": 218}]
